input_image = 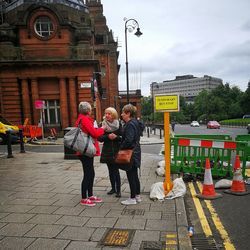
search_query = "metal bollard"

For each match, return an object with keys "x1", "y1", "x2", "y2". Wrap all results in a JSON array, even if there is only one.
[
  {"x1": 154, "y1": 127, "x2": 156, "y2": 135},
  {"x1": 19, "y1": 129, "x2": 25, "y2": 153},
  {"x1": 147, "y1": 127, "x2": 150, "y2": 138},
  {"x1": 6, "y1": 131, "x2": 14, "y2": 158},
  {"x1": 160, "y1": 129, "x2": 162, "y2": 139}
]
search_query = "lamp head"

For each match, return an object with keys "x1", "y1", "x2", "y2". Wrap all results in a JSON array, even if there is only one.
[{"x1": 134, "y1": 28, "x2": 142, "y2": 37}]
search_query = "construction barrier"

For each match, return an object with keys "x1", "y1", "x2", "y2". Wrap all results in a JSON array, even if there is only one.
[
  {"x1": 174, "y1": 134, "x2": 232, "y2": 140},
  {"x1": 18, "y1": 125, "x2": 42, "y2": 139},
  {"x1": 235, "y1": 134, "x2": 250, "y2": 178},
  {"x1": 170, "y1": 136, "x2": 248, "y2": 178}
]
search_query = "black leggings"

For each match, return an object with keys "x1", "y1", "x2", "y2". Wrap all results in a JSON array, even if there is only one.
[
  {"x1": 107, "y1": 163, "x2": 121, "y2": 193},
  {"x1": 126, "y1": 167, "x2": 140, "y2": 199},
  {"x1": 79, "y1": 155, "x2": 95, "y2": 199}
]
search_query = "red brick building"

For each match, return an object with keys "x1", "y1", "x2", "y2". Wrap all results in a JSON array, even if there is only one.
[{"x1": 0, "y1": 0, "x2": 120, "y2": 132}]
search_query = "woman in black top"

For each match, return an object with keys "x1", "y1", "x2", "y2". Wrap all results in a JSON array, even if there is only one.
[
  {"x1": 120, "y1": 104, "x2": 144, "y2": 205},
  {"x1": 99, "y1": 107, "x2": 122, "y2": 197}
]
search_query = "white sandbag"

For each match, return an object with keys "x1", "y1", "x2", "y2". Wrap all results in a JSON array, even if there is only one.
[
  {"x1": 157, "y1": 160, "x2": 165, "y2": 168},
  {"x1": 150, "y1": 182, "x2": 165, "y2": 200},
  {"x1": 246, "y1": 161, "x2": 250, "y2": 168},
  {"x1": 215, "y1": 179, "x2": 232, "y2": 189},
  {"x1": 155, "y1": 166, "x2": 165, "y2": 176},
  {"x1": 166, "y1": 178, "x2": 186, "y2": 199}
]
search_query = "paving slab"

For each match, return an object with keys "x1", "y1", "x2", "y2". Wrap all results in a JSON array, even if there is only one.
[
  {"x1": 26, "y1": 238, "x2": 70, "y2": 250},
  {"x1": 0, "y1": 236, "x2": 35, "y2": 250},
  {"x1": 0, "y1": 142, "x2": 192, "y2": 249}
]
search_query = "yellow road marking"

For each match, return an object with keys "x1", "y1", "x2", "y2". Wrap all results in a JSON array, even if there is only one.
[
  {"x1": 165, "y1": 233, "x2": 177, "y2": 249},
  {"x1": 188, "y1": 182, "x2": 212, "y2": 237},
  {"x1": 197, "y1": 182, "x2": 236, "y2": 250}
]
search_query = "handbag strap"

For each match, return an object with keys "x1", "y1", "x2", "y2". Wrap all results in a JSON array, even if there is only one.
[
  {"x1": 83, "y1": 135, "x2": 91, "y2": 155},
  {"x1": 71, "y1": 126, "x2": 81, "y2": 149}
]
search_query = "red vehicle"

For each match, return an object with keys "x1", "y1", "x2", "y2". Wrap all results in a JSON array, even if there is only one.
[{"x1": 207, "y1": 121, "x2": 220, "y2": 129}]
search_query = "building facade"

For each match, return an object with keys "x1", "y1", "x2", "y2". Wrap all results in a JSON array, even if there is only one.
[
  {"x1": 0, "y1": 0, "x2": 119, "y2": 132},
  {"x1": 151, "y1": 75, "x2": 223, "y2": 103},
  {"x1": 118, "y1": 90, "x2": 142, "y2": 118}
]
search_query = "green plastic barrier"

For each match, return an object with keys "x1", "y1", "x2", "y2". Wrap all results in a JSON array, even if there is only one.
[
  {"x1": 170, "y1": 137, "x2": 248, "y2": 178},
  {"x1": 235, "y1": 134, "x2": 250, "y2": 177}
]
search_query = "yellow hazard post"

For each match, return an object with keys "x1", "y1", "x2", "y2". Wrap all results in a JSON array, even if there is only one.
[
  {"x1": 154, "y1": 94, "x2": 180, "y2": 194},
  {"x1": 163, "y1": 112, "x2": 173, "y2": 194}
]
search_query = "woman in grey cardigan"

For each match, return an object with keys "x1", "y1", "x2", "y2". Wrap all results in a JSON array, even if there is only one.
[{"x1": 98, "y1": 107, "x2": 122, "y2": 197}]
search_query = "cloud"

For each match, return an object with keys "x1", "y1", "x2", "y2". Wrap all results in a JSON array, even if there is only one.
[{"x1": 101, "y1": 0, "x2": 250, "y2": 96}]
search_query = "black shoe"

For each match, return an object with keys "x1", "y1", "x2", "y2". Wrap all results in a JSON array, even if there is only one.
[
  {"x1": 107, "y1": 189, "x2": 116, "y2": 195},
  {"x1": 115, "y1": 192, "x2": 121, "y2": 198}
]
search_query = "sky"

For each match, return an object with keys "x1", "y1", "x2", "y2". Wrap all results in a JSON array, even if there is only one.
[{"x1": 101, "y1": 0, "x2": 250, "y2": 96}]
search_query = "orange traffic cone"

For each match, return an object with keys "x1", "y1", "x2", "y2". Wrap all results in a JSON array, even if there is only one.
[
  {"x1": 196, "y1": 158, "x2": 222, "y2": 200},
  {"x1": 224, "y1": 155, "x2": 249, "y2": 196}
]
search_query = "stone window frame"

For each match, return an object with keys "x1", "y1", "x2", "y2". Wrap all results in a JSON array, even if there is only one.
[{"x1": 29, "y1": 8, "x2": 58, "y2": 41}]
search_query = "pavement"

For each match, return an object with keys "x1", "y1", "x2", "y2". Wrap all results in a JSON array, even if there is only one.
[{"x1": 0, "y1": 132, "x2": 192, "y2": 250}]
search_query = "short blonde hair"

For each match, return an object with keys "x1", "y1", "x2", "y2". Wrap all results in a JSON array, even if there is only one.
[
  {"x1": 105, "y1": 107, "x2": 118, "y2": 120},
  {"x1": 79, "y1": 102, "x2": 92, "y2": 115}
]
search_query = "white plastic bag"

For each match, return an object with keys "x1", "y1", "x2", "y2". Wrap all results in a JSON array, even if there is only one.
[
  {"x1": 157, "y1": 160, "x2": 165, "y2": 168},
  {"x1": 155, "y1": 166, "x2": 165, "y2": 176},
  {"x1": 215, "y1": 179, "x2": 232, "y2": 189},
  {"x1": 166, "y1": 178, "x2": 186, "y2": 199},
  {"x1": 150, "y1": 182, "x2": 165, "y2": 200}
]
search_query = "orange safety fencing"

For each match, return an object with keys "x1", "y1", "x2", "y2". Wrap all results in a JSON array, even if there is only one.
[{"x1": 18, "y1": 125, "x2": 42, "y2": 138}]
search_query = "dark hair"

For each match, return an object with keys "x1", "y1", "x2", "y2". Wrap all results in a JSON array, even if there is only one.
[{"x1": 122, "y1": 104, "x2": 137, "y2": 118}]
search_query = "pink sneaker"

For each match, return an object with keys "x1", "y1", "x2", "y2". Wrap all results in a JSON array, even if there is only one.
[
  {"x1": 89, "y1": 196, "x2": 103, "y2": 203},
  {"x1": 80, "y1": 198, "x2": 96, "y2": 207}
]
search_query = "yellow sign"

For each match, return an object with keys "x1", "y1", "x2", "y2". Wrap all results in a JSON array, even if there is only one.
[{"x1": 154, "y1": 94, "x2": 179, "y2": 112}]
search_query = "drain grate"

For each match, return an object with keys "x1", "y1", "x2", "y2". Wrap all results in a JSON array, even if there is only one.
[
  {"x1": 122, "y1": 209, "x2": 145, "y2": 216},
  {"x1": 191, "y1": 234, "x2": 218, "y2": 249},
  {"x1": 100, "y1": 228, "x2": 135, "y2": 247},
  {"x1": 140, "y1": 241, "x2": 165, "y2": 250}
]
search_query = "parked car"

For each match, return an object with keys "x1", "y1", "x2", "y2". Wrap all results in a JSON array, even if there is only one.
[
  {"x1": 207, "y1": 121, "x2": 220, "y2": 129},
  {"x1": 247, "y1": 124, "x2": 250, "y2": 134},
  {"x1": 243, "y1": 114, "x2": 250, "y2": 119},
  {"x1": 190, "y1": 121, "x2": 200, "y2": 127},
  {"x1": 0, "y1": 116, "x2": 19, "y2": 144}
]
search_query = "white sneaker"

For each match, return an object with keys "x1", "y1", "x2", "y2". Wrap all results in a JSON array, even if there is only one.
[
  {"x1": 121, "y1": 198, "x2": 137, "y2": 205},
  {"x1": 135, "y1": 195, "x2": 142, "y2": 203}
]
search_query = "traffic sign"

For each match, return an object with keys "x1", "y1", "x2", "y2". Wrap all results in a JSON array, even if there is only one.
[{"x1": 154, "y1": 94, "x2": 179, "y2": 112}]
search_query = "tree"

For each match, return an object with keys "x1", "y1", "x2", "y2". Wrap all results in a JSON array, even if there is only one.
[
  {"x1": 141, "y1": 96, "x2": 152, "y2": 121},
  {"x1": 240, "y1": 81, "x2": 250, "y2": 114}
]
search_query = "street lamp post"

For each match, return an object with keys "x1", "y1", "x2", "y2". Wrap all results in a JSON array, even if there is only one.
[
  {"x1": 124, "y1": 18, "x2": 143, "y2": 104},
  {"x1": 151, "y1": 82, "x2": 159, "y2": 124},
  {"x1": 91, "y1": 71, "x2": 104, "y2": 122}
]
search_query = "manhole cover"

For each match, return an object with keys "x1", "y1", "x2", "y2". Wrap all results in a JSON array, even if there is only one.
[
  {"x1": 100, "y1": 228, "x2": 135, "y2": 247},
  {"x1": 122, "y1": 209, "x2": 145, "y2": 216},
  {"x1": 140, "y1": 241, "x2": 165, "y2": 250}
]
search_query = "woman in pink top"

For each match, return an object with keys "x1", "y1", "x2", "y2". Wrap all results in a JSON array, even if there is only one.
[{"x1": 76, "y1": 102, "x2": 106, "y2": 207}]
